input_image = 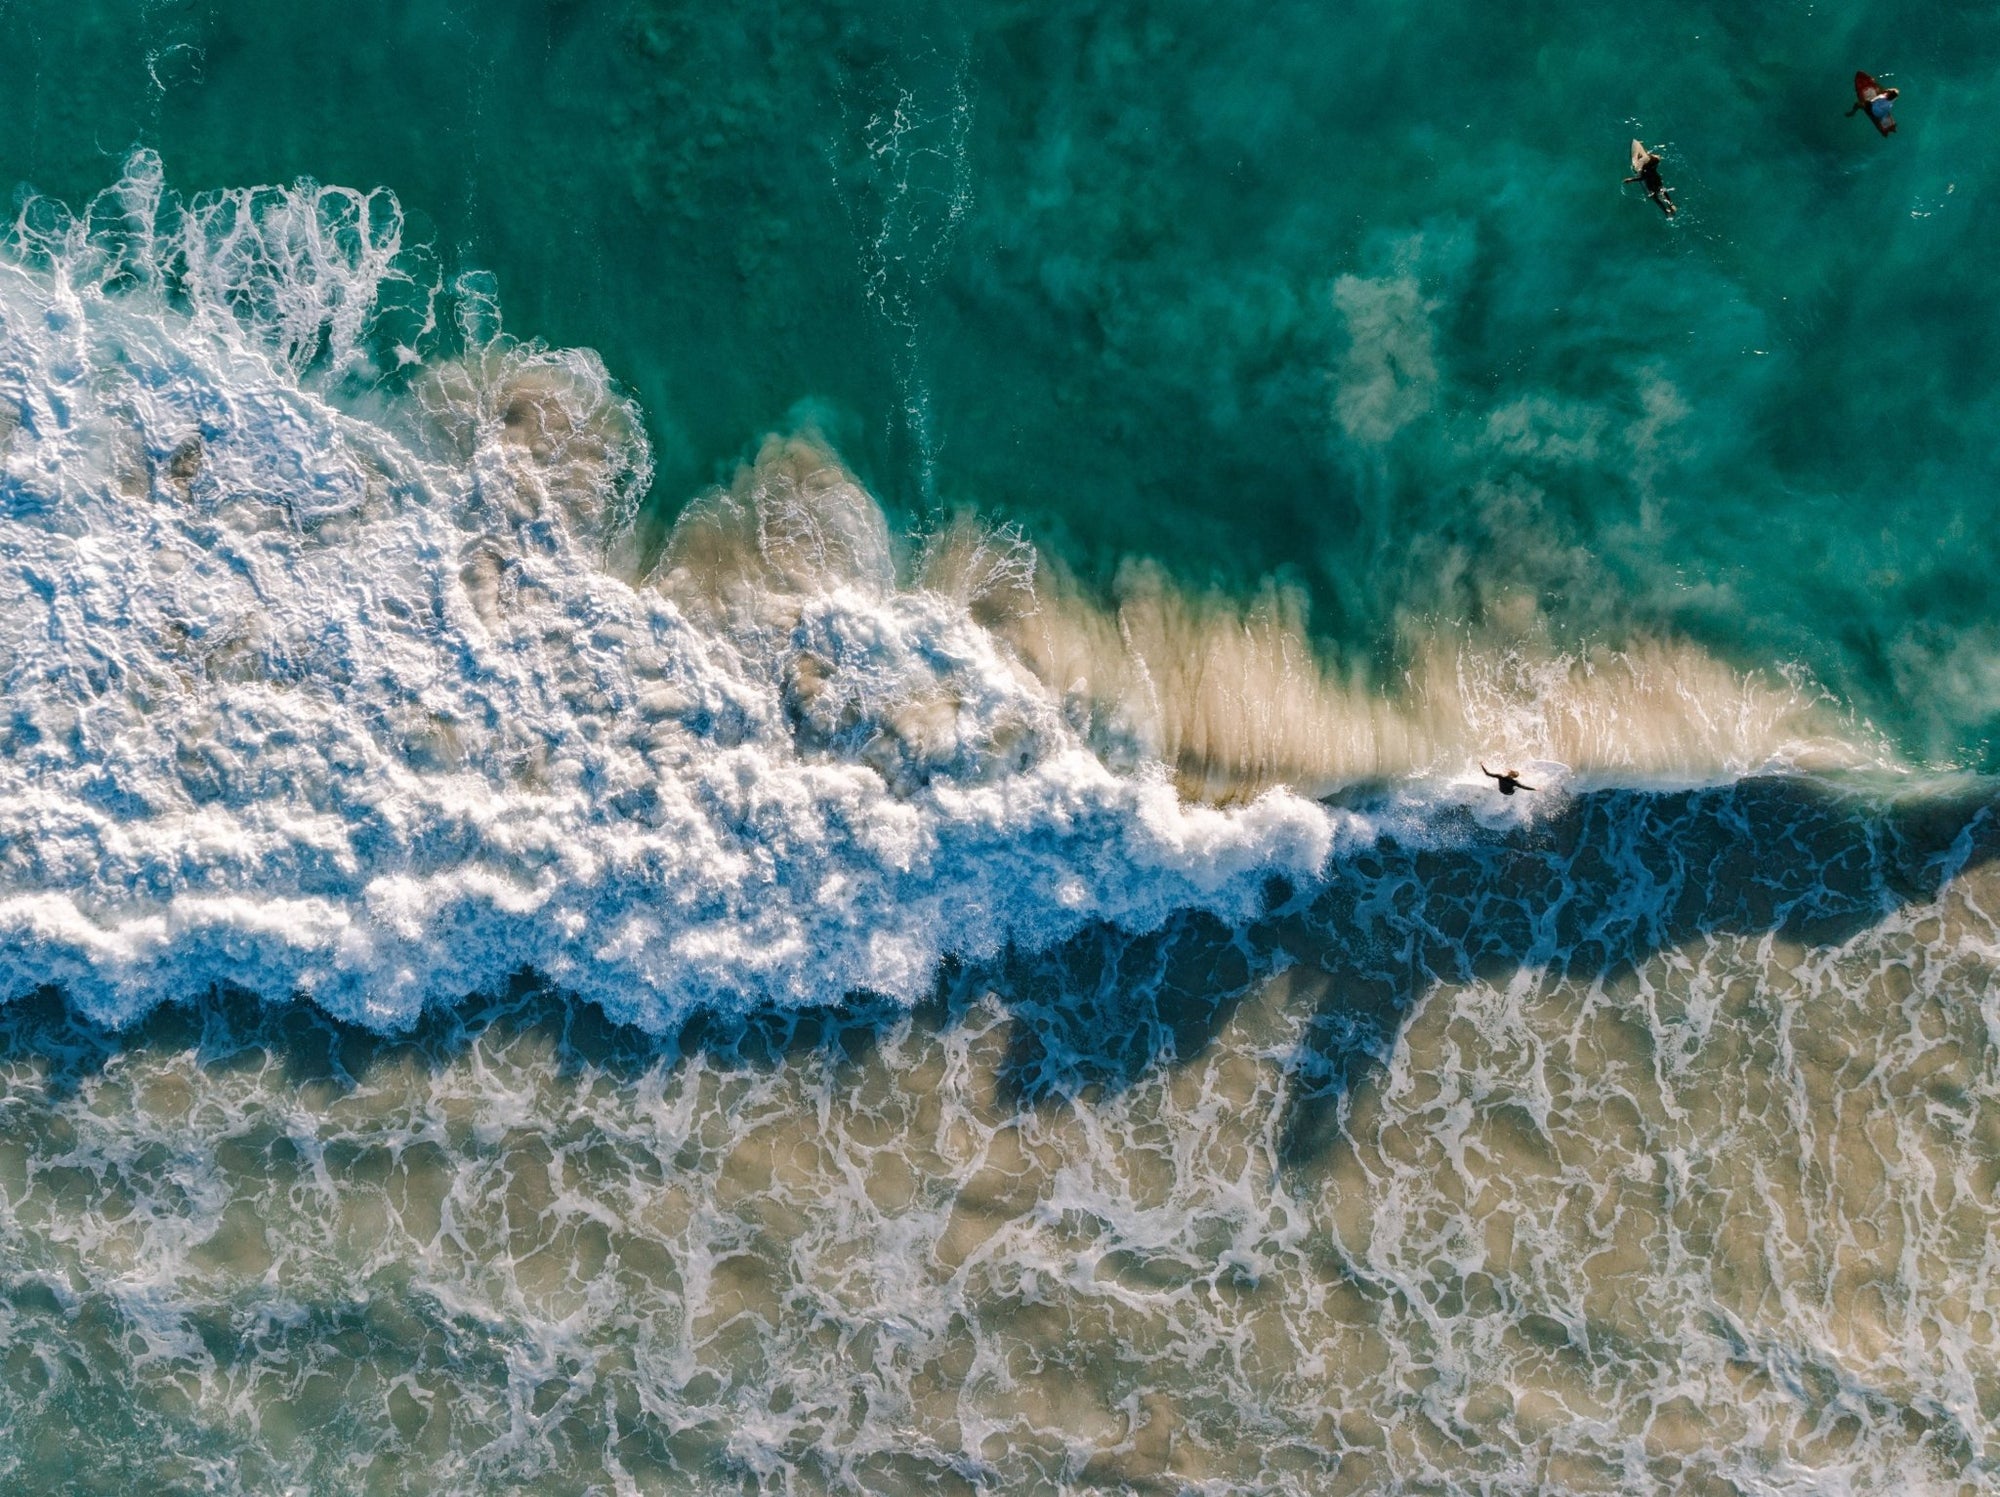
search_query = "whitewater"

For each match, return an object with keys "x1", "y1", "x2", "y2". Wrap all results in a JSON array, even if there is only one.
[
  {"x1": 0, "y1": 155, "x2": 1880, "y2": 1036},
  {"x1": 4, "y1": 157, "x2": 2000, "y2": 1495},
  {"x1": 0, "y1": 156, "x2": 1353, "y2": 1030}
]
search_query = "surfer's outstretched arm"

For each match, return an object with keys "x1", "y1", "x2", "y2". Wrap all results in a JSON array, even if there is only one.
[{"x1": 1480, "y1": 763, "x2": 1500, "y2": 780}]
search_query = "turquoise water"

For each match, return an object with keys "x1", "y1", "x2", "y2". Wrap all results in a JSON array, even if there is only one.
[
  {"x1": 3, "y1": 1, "x2": 2000, "y2": 1492},
  {"x1": 7, "y1": 0, "x2": 1999, "y2": 758}
]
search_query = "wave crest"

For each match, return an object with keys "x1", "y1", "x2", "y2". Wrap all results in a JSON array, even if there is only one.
[{"x1": 0, "y1": 161, "x2": 1338, "y2": 1031}]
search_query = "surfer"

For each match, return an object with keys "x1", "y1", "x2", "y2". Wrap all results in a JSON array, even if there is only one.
[
  {"x1": 1625, "y1": 144, "x2": 1677, "y2": 217},
  {"x1": 1481, "y1": 764, "x2": 1536, "y2": 797},
  {"x1": 1849, "y1": 76, "x2": 1899, "y2": 135}
]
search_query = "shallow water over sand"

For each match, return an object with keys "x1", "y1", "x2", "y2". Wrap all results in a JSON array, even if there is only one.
[
  {"x1": 4, "y1": 0, "x2": 2000, "y2": 1488},
  {"x1": 2, "y1": 780, "x2": 1994, "y2": 1492}
]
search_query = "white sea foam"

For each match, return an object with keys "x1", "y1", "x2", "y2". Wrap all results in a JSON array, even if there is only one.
[
  {"x1": 0, "y1": 156, "x2": 1898, "y2": 1035},
  {"x1": 1, "y1": 780, "x2": 1992, "y2": 1493},
  {"x1": 0, "y1": 158, "x2": 1991, "y2": 1497},
  {"x1": 0, "y1": 155, "x2": 1341, "y2": 1032}
]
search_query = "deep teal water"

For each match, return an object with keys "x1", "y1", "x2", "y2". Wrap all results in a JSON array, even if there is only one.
[
  {"x1": 5, "y1": 0, "x2": 1998, "y2": 761},
  {"x1": 8, "y1": 8, "x2": 2000, "y2": 1492}
]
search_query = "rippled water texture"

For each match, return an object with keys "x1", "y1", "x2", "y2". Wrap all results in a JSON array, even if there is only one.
[
  {"x1": 5, "y1": 0, "x2": 2000, "y2": 1492},
  {"x1": 0, "y1": 783, "x2": 1994, "y2": 1491},
  {"x1": 7, "y1": 0, "x2": 2000, "y2": 762}
]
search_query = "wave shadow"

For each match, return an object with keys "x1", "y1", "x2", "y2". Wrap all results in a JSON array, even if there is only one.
[
  {"x1": 983, "y1": 776, "x2": 1999, "y2": 1140},
  {"x1": 0, "y1": 967, "x2": 923, "y2": 1108},
  {"x1": 0, "y1": 776, "x2": 1992, "y2": 1162},
  {"x1": 1274, "y1": 775, "x2": 1999, "y2": 1169}
]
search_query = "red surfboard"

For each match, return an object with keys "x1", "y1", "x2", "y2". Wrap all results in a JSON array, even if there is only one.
[{"x1": 1856, "y1": 71, "x2": 1896, "y2": 136}]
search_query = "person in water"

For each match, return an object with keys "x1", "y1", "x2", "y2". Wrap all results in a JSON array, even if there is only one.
[
  {"x1": 1481, "y1": 764, "x2": 1536, "y2": 797},
  {"x1": 1625, "y1": 148, "x2": 1678, "y2": 217},
  {"x1": 1849, "y1": 82, "x2": 1899, "y2": 133}
]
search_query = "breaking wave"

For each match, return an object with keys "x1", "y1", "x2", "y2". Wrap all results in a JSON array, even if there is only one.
[{"x1": 0, "y1": 156, "x2": 1886, "y2": 1032}]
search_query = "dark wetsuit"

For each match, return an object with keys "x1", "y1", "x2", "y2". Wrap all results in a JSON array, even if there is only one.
[{"x1": 1634, "y1": 159, "x2": 1675, "y2": 215}]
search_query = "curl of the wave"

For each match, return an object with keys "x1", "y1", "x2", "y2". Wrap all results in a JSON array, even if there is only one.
[{"x1": 919, "y1": 536, "x2": 1875, "y2": 804}]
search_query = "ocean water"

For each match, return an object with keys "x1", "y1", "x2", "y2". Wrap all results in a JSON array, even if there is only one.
[{"x1": 0, "y1": 0, "x2": 1998, "y2": 1491}]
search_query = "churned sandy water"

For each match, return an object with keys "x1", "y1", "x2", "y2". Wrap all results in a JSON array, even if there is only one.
[
  {"x1": 3, "y1": 2, "x2": 2000, "y2": 1490},
  {"x1": 2, "y1": 779, "x2": 1994, "y2": 1491}
]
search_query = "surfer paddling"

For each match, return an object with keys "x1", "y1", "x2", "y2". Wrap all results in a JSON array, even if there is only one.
[
  {"x1": 1481, "y1": 764, "x2": 1536, "y2": 797},
  {"x1": 1625, "y1": 142, "x2": 1677, "y2": 217},
  {"x1": 1849, "y1": 73, "x2": 1899, "y2": 136}
]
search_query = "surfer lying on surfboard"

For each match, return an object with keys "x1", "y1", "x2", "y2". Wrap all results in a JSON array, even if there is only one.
[
  {"x1": 1849, "y1": 74, "x2": 1899, "y2": 135},
  {"x1": 1624, "y1": 143, "x2": 1677, "y2": 217}
]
